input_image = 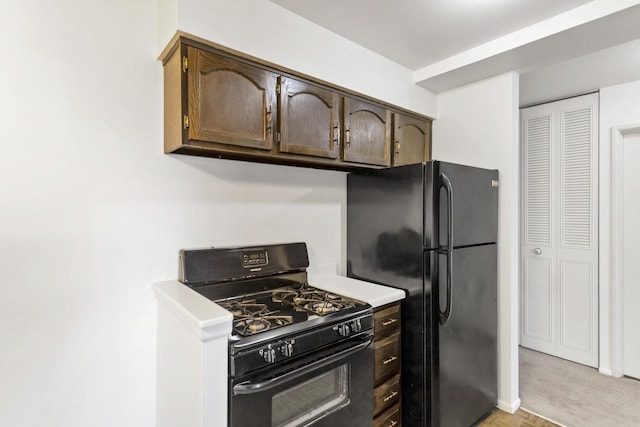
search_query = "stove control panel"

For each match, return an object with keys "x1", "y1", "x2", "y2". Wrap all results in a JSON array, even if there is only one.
[
  {"x1": 351, "y1": 318, "x2": 363, "y2": 333},
  {"x1": 259, "y1": 345, "x2": 276, "y2": 364},
  {"x1": 280, "y1": 340, "x2": 296, "y2": 358},
  {"x1": 335, "y1": 323, "x2": 350, "y2": 337},
  {"x1": 257, "y1": 339, "x2": 297, "y2": 364},
  {"x1": 334, "y1": 318, "x2": 362, "y2": 337},
  {"x1": 231, "y1": 313, "x2": 374, "y2": 378},
  {"x1": 241, "y1": 250, "x2": 268, "y2": 268}
]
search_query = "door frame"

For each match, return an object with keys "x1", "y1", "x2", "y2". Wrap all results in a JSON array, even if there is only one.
[{"x1": 610, "y1": 123, "x2": 640, "y2": 377}]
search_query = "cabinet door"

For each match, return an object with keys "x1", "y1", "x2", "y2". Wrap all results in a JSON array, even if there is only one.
[
  {"x1": 279, "y1": 77, "x2": 339, "y2": 159},
  {"x1": 392, "y1": 113, "x2": 431, "y2": 166},
  {"x1": 187, "y1": 47, "x2": 277, "y2": 150},
  {"x1": 343, "y1": 98, "x2": 391, "y2": 166}
]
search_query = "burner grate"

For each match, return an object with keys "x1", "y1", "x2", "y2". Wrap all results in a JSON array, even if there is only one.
[
  {"x1": 273, "y1": 284, "x2": 360, "y2": 316},
  {"x1": 215, "y1": 284, "x2": 365, "y2": 337},
  {"x1": 216, "y1": 299, "x2": 294, "y2": 336}
]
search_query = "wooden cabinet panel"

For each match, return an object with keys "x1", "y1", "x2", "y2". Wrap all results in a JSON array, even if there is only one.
[
  {"x1": 343, "y1": 97, "x2": 391, "y2": 166},
  {"x1": 374, "y1": 374, "x2": 401, "y2": 416},
  {"x1": 374, "y1": 303, "x2": 401, "y2": 341},
  {"x1": 393, "y1": 113, "x2": 431, "y2": 166},
  {"x1": 373, "y1": 303, "x2": 402, "y2": 425},
  {"x1": 374, "y1": 333, "x2": 402, "y2": 384},
  {"x1": 279, "y1": 77, "x2": 339, "y2": 159},
  {"x1": 373, "y1": 402, "x2": 402, "y2": 427},
  {"x1": 187, "y1": 47, "x2": 277, "y2": 150}
]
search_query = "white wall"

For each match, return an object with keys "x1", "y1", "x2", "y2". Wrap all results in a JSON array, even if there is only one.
[
  {"x1": 432, "y1": 72, "x2": 521, "y2": 412},
  {"x1": 598, "y1": 79, "x2": 640, "y2": 375},
  {"x1": 0, "y1": 1, "x2": 437, "y2": 426}
]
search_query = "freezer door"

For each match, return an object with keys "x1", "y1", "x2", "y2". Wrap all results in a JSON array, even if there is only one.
[
  {"x1": 434, "y1": 244, "x2": 498, "y2": 427},
  {"x1": 433, "y1": 161, "x2": 498, "y2": 249},
  {"x1": 347, "y1": 164, "x2": 425, "y2": 295}
]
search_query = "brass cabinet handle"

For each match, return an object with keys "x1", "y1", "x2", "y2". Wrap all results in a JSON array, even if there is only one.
[
  {"x1": 382, "y1": 318, "x2": 397, "y2": 327},
  {"x1": 346, "y1": 127, "x2": 351, "y2": 144},
  {"x1": 395, "y1": 140, "x2": 400, "y2": 154},
  {"x1": 266, "y1": 106, "x2": 273, "y2": 134},
  {"x1": 383, "y1": 356, "x2": 397, "y2": 365},
  {"x1": 383, "y1": 390, "x2": 398, "y2": 402}
]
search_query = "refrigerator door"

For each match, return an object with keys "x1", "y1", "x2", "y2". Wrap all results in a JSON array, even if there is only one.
[
  {"x1": 347, "y1": 164, "x2": 428, "y2": 427},
  {"x1": 347, "y1": 164, "x2": 425, "y2": 292},
  {"x1": 428, "y1": 161, "x2": 499, "y2": 250},
  {"x1": 434, "y1": 244, "x2": 498, "y2": 427}
]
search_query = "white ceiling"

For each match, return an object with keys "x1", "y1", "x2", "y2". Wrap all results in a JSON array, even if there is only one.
[{"x1": 272, "y1": 0, "x2": 640, "y2": 105}]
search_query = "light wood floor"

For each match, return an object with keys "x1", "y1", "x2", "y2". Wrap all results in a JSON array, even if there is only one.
[{"x1": 477, "y1": 408, "x2": 560, "y2": 427}]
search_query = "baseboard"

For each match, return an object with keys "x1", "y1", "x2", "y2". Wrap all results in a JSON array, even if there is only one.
[
  {"x1": 599, "y1": 367, "x2": 613, "y2": 376},
  {"x1": 497, "y1": 397, "x2": 521, "y2": 414}
]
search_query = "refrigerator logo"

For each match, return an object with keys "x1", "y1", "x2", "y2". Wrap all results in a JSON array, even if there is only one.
[{"x1": 491, "y1": 180, "x2": 499, "y2": 187}]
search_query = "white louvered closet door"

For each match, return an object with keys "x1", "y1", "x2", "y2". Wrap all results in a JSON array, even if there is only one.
[{"x1": 521, "y1": 93, "x2": 599, "y2": 367}]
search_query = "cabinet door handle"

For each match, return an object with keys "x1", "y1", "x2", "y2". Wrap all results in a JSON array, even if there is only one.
[
  {"x1": 388, "y1": 420, "x2": 398, "y2": 427},
  {"x1": 382, "y1": 318, "x2": 397, "y2": 327},
  {"x1": 345, "y1": 127, "x2": 351, "y2": 145},
  {"x1": 395, "y1": 141, "x2": 400, "y2": 154},
  {"x1": 383, "y1": 390, "x2": 398, "y2": 402},
  {"x1": 333, "y1": 124, "x2": 339, "y2": 146},
  {"x1": 383, "y1": 355, "x2": 397, "y2": 365},
  {"x1": 266, "y1": 106, "x2": 273, "y2": 134}
]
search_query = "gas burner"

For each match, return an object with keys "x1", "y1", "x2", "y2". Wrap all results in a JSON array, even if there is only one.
[
  {"x1": 305, "y1": 301, "x2": 339, "y2": 314},
  {"x1": 232, "y1": 314, "x2": 294, "y2": 336},
  {"x1": 237, "y1": 318, "x2": 270, "y2": 333},
  {"x1": 216, "y1": 298, "x2": 296, "y2": 336},
  {"x1": 272, "y1": 285, "x2": 359, "y2": 316}
]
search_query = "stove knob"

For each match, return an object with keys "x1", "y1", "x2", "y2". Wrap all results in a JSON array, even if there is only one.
[
  {"x1": 280, "y1": 340, "x2": 295, "y2": 357},
  {"x1": 351, "y1": 319, "x2": 362, "y2": 333},
  {"x1": 259, "y1": 345, "x2": 276, "y2": 364},
  {"x1": 337, "y1": 323, "x2": 351, "y2": 337}
]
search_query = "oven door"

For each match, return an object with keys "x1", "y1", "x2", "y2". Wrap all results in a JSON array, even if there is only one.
[{"x1": 229, "y1": 336, "x2": 374, "y2": 427}]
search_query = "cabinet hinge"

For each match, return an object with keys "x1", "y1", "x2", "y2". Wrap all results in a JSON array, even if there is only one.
[
  {"x1": 277, "y1": 132, "x2": 281, "y2": 143},
  {"x1": 183, "y1": 114, "x2": 190, "y2": 129},
  {"x1": 276, "y1": 84, "x2": 281, "y2": 95},
  {"x1": 182, "y1": 56, "x2": 189, "y2": 72}
]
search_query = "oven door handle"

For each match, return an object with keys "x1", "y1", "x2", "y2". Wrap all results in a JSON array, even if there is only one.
[{"x1": 232, "y1": 337, "x2": 373, "y2": 395}]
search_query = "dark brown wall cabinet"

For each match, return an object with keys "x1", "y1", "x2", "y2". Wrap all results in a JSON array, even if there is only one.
[
  {"x1": 187, "y1": 47, "x2": 278, "y2": 151},
  {"x1": 279, "y1": 77, "x2": 340, "y2": 159},
  {"x1": 393, "y1": 113, "x2": 432, "y2": 167},
  {"x1": 343, "y1": 98, "x2": 391, "y2": 167},
  {"x1": 160, "y1": 32, "x2": 432, "y2": 171}
]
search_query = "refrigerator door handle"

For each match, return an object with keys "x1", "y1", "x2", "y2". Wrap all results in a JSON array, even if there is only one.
[
  {"x1": 439, "y1": 251, "x2": 452, "y2": 325},
  {"x1": 439, "y1": 173, "x2": 453, "y2": 325},
  {"x1": 440, "y1": 173, "x2": 454, "y2": 252}
]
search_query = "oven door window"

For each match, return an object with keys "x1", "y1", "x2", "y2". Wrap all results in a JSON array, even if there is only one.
[{"x1": 272, "y1": 364, "x2": 349, "y2": 427}]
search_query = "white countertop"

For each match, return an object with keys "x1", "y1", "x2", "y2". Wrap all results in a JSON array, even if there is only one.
[
  {"x1": 309, "y1": 264, "x2": 406, "y2": 308},
  {"x1": 152, "y1": 280, "x2": 232, "y2": 341}
]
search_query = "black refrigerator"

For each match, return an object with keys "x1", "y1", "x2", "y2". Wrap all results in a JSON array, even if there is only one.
[{"x1": 347, "y1": 161, "x2": 498, "y2": 427}]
